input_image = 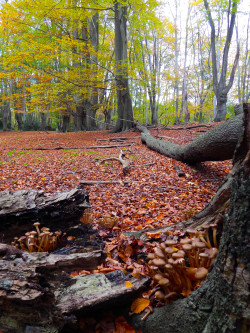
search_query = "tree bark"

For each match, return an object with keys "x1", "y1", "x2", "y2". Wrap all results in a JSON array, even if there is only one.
[
  {"x1": 203, "y1": 0, "x2": 239, "y2": 121},
  {"x1": 127, "y1": 103, "x2": 250, "y2": 333},
  {"x1": 113, "y1": 1, "x2": 134, "y2": 132},
  {"x1": 137, "y1": 114, "x2": 243, "y2": 164}
]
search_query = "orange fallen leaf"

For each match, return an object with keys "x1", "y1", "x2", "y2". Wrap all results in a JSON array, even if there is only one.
[
  {"x1": 130, "y1": 298, "x2": 150, "y2": 314},
  {"x1": 125, "y1": 281, "x2": 133, "y2": 288},
  {"x1": 114, "y1": 316, "x2": 137, "y2": 333}
]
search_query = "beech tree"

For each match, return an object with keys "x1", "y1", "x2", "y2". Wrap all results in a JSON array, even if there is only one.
[
  {"x1": 113, "y1": 0, "x2": 134, "y2": 132},
  {"x1": 203, "y1": 0, "x2": 240, "y2": 121}
]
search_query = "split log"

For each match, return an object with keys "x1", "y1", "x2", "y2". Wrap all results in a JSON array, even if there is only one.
[
  {"x1": 0, "y1": 188, "x2": 90, "y2": 243},
  {"x1": 0, "y1": 243, "x2": 150, "y2": 332},
  {"x1": 137, "y1": 114, "x2": 243, "y2": 164},
  {"x1": 126, "y1": 104, "x2": 250, "y2": 333}
]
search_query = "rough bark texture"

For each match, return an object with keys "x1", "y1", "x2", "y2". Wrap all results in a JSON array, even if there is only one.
[
  {"x1": 0, "y1": 243, "x2": 150, "y2": 333},
  {"x1": 0, "y1": 187, "x2": 150, "y2": 332},
  {"x1": 137, "y1": 114, "x2": 243, "y2": 164},
  {"x1": 127, "y1": 104, "x2": 250, "y2": 333},
  {"x1": 0, "y1": 188, "x2": 90, "y2": 243}
]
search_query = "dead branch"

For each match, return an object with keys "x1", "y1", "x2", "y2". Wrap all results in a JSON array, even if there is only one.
[
  {"x1": 163, "y1": 124, "x2": 213, "y2": 130},
  {"x1": 79, "y1": 180, "x2": 144, "y2": 185},
  {"x1": 16, "y1": 144, "x2": 135, "y2": 151},
  {"x1": 99, "y1": 150, "x2": 131, "y2": 175}
]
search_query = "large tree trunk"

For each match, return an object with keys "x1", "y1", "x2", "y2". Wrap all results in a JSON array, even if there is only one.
[
  {"x1": 127, "y1": 103, "x2": 250, "y2": 333},
  {"x1": 137, "y1": 114, "x2": 243, "y2": 164},
  {"x1": 113, "y1": 0, "x2": 134, "y2": 132}
]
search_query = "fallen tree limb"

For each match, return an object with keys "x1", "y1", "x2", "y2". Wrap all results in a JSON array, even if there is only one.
[
  {"x1": 99, "y1": 150, "x2": 131, "y2": 175},
  {"x1": 16, "y1": 144, "x2": 136, "y2": 151},
  {"x1": 163, "y1": 124, "x2": 213, "y2": 130},
  {"x1": 137, "y1": 114, "x2": 243, "y2": 164},
  {"x1": 79, "y1": 180, "x2": 145, "y2": 185}
]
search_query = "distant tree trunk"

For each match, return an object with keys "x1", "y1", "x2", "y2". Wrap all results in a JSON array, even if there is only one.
[
  {"x1": 87, "y1": 12, "x2": 99, "y2": 131},
  {"x1": 203, "y1": 0, "x2": 239, "y2": 121},
  {"x1": 2, "y1": 84, "x2": 11, "y2": 131},
  {"x1": 113, "y1": 0, "x2": 134, "y2": 132},
  {"x1": 128, "y1": 103, "x2": 250, "y2": 333}
]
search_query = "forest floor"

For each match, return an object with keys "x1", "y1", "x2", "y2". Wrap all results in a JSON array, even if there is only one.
[{"x1": 0, "y1": 126, "x2": 232, "y2": 331}]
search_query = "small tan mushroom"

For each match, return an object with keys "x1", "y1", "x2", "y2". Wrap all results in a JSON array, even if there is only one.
[
  {"x1": 152, "y1": 258, "x2": 166, "y2": 268},
  {"x1": 210, "y1": 224, "x2": 218, "y2": 248},
  {"x1": 155, "y1": 290, "x2": 165, "y2": 301},
  {"x1": 194, "y1": 267, "x2": 208, "y2": 281},
  {"x1": 33, "y1": 222, "x2": 41, "y2": 235}
]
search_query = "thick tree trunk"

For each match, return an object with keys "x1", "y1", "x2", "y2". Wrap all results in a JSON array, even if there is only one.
[
  {"x1": 137, "y1": 114, "x2": 243, "y2": 164},
  {"x1": 127, "y1": 103, "x2": 250, "y2": 333},
  {"x1": 113, "y1": 1, "x2": 134, "y2": 132}
]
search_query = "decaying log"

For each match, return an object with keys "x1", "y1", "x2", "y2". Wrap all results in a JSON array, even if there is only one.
[
  {"x1": 0, "y1": 186, "x2": 150, "y2": 332},
  {"x1": 137, "y1": 114, "x2": 243, "y2": 164},
  {"x1": 0, "y1": 188, "x2": 90, "y2": 243},
  {"x1": 0, "y1": 243, "x2": 150, "y2": 332}
]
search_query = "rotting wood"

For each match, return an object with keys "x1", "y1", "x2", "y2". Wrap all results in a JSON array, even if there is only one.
[{"x1": 0, "y1": 243, "x2": 150, "y2": 332}]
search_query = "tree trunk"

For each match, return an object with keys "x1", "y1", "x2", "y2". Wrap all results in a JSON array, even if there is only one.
[
  {"x1": 203, "y1": 0, "x2": 239, "y2": 121},
  {"x1": 127, "y1": 103, "x2": 250, "y2": 333},
  {"x1": 113, "y1": 1, "x2": 134, "y2": 132},
  {"x1": 137, "y1": 113, "x2": 243, "y2": 164}
]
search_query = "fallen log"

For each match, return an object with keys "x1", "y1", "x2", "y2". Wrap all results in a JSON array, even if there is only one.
[
  {"x1": 0, "y1": 188, "x2": 150, "y2": 332},
  {"x1": 17, "y1": 144, "x2": 136, "y2": 151},
  {"x1": 137, "y1": 114, "x2": 243, "y2": 164}
]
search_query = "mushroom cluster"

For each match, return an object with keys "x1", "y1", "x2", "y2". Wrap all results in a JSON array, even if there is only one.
[
  {"x1": 11, "y1": 222, "x2": 64, "y2": 252},
  {"x1": 98, "y1": 214, "x2": 119, "y2": 229},
  {"x1": 148, "y1": 224, "x2": 218, "y2": 302}
]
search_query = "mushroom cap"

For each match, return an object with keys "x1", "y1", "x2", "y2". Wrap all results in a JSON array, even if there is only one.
[
  {"x1": 148, "y1": 253, "x2": 155, "y2": 260},
  {"x1": 30, "y1": 231, "x2": 37, "y2": 236},
  {"x1": 155, "y1": 290, "x2": 165, "y2": 300},
  {"x1": 180, "y1": 238, "x2": 192, "y2": 245},
  {"x1": 186, "y1": 228, "x2": 198, "y2": 235},
  {"x1": 154, "y1": 248, "x2": 166, "y2": 259},
  {"x1": 195, "y1": 241, "x2": 206, "y2": 249},
  {"x1": 206, "y1": 247, "x2": 218, "y2": 259},
  {"x1": 172, "y1": 252, "x2": 184, "y2": 259},
  {"x1": 194, "y1": 267, "x2": 208, "y2": 280},
  {"x1": 182, "y1": 244, "x2": 192, "y2": 251},
  {"x1": 160, "y1": 242, "x2": 166, "y2": 250},
  {"x1": 202, "y1": 225, "x2": 210, "y2": 230},
  {"x1": 152, "y1": 258, "x2": 166, "y2": 267},
  {"x1": 210, "y1": 224, "x2": 218, "y2": 229},
  {"x1": 18, "y1": 236, "x2": 26, "y2": 242},
  {"x1": 165, "y1": 239, "x2": 177, "y2": 246},
  {"x1": 164, "y1": 264, "x2": 173, "y2": 271},
  {"x1": 33, "y1": 222, "x2": 40, "y2": 227},
  {"x1": 154, "y1": 273, "x2": 164, "y2": 282},
  {"x1": 199, "y1": 253, "x2": 209, "y2": 259},
  {"x1": 164, "y1": 247, "x2": 175, "y2": 255},
  {"x1": 159, "y1": 278, "x2": 170, "y2": 287}
]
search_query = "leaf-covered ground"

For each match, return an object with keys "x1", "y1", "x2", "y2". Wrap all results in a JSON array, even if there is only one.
[
  {"x1": 0, "y1": 127, "x2": 232, "y2": 331},
  {"x1": 0, "y1": 128, "x2": 231, "y2": 231}
]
